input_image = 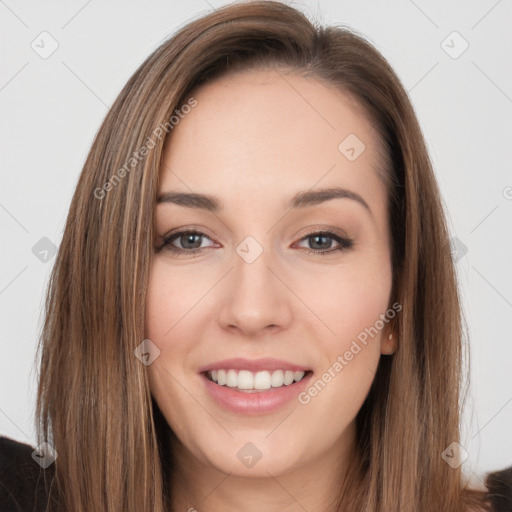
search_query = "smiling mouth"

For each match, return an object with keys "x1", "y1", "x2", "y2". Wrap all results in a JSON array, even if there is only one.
[{"x1": 203, "y1": 369, "x2": 313, "y2": 393}]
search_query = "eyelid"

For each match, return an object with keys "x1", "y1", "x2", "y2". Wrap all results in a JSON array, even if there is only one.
[
  {"x1": 295, "y1": 224, "x2": 351, "y2": 241},
  {"x1": 160, "y1": 224, "x2": 216, "y2": 240}
]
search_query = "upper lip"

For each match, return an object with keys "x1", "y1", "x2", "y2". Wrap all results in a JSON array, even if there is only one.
[{"x1": 198, "y1": 357, "x2": 311, "y2": 374}]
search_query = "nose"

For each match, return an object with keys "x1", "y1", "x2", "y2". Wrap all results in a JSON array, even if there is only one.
[{"x1": 217, "y1": 245, "x2": 293, "y2": 338}]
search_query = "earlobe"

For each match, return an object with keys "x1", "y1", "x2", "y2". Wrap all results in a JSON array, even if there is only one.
[{"x1": 381, "y1": 331, "x2": 398, "y2": 355}]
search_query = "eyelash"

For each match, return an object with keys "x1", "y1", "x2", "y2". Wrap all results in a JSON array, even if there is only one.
[{"x1": 158, "y1": 228, "x2": 354, "y2": 257}]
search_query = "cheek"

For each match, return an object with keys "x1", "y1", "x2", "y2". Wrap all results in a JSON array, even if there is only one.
[
  {"x1": 295, "y1": 254, "x2": 392, "y2": 410},
  {"x1": 144, "y1": 261, "x2": 197, "y2": 406},
  {"x1": 295, "y1": 266, "x2": 389, "y2": 428},
  {"x1": 144, "y1": 262, "x2": 201, "y2": 435},
  {"x1": 144, "y1": 258, "x2": 218, "y2": 410},
  {"x1": 298, "y1": 255, "x2": 392, "y2": 344},
  {"x1": 144, "y1": 259, "x2": 211, "y2": 340}
]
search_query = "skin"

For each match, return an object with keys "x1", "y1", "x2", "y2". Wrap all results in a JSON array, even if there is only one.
[{"x1": 145, "y1": 67, "x2": 397, "y2": 512}]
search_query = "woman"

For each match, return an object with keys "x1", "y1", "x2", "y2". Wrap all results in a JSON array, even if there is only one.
[{"x1": 1, "y1": 1, "x2": 510, "y2": 511}]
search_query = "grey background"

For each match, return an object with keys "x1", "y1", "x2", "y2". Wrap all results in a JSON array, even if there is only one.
[{"x1": 1, "y1": 0, "x2": 511, "y2": 484}]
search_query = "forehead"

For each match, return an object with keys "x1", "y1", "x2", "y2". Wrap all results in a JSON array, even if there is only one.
[{"x1": 159, "y1": 68, "x2": 386, "y2": 214}]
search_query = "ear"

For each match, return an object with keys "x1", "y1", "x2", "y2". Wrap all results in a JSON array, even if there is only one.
[{"x1": 381, "y1": 327, "x2": 397, "y2": 355}]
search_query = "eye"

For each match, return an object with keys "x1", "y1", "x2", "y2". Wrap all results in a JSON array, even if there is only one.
[
  {"x1": 159, "y1": 229, "x2": 216, "y2": 256},
  {"x1": 158, "y1": 228, "x2": 354, "y2": 257},
  {"x1": 294, "y1": 229, "x2": 354, "y2": 255}
]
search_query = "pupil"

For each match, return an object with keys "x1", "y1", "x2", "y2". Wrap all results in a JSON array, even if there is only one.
[
  {"x1": 183, "y1": 234, "x2": 200, "y2": 249},
  {"x1": 312, "y1": 235, "x2": 330, "y2": 250}
]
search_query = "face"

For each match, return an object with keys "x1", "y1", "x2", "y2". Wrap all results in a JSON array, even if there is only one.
[{"x1": 145, "y1": 67, "x2": 396, "y2": 479}]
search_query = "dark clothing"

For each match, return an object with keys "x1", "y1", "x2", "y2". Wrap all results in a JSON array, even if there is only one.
[
  {"x1": 486, "y1": 465, "x2": 512, "y2": 512},
  {"x1": 0, "y1": 436, "x2": 54, "y2": 512}
]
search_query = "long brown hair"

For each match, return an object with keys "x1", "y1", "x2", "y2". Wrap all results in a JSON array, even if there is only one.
[{"x1": 35, "y1": 1, "x2": 494, "y2": 510}]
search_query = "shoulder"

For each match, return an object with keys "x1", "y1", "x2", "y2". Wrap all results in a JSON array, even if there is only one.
[
  {"x1": 465, "y1": 466, "x2": 512, "y2": 512},
  {"x1": 485, "y1": 465, "x2": 512, "y2": 512},
  {"x1": 0, "y1": 435, "x2": 53, "y2": 512}
]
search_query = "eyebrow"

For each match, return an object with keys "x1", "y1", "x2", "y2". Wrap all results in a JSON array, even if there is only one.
[{"x1": 157, "y1": 187, "x2": 371, "y2": 215}]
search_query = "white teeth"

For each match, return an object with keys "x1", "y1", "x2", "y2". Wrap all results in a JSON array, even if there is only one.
[
  {"x1": 207, "y1": 369, "x2": 308, "y2": 390},
  {"x1": 294, "y1": 371, "x2": 305, "y2": 382},
  {"x1": 254, "y1": 371, "x2": 271, "y2": 390},
  {"x1": 238, "y1": 370, "x2": 254, "y2": 390},
  {"x1": 226, "y1": 369, "x2": 238, "y2": 387},
  {"x1": 283, "y1": 370, "x2": 295, "y2": 385},
  {"x1": 271, "y1": 370, "x2": 284, "y2": 387},
  {"x1": 217, "y1": 369, "x2": 226, "y2": 386}
]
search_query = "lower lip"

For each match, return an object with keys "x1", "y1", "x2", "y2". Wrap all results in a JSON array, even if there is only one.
[{"x1": 200, "y1": 372, "x2": 313, "y2": 415}]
